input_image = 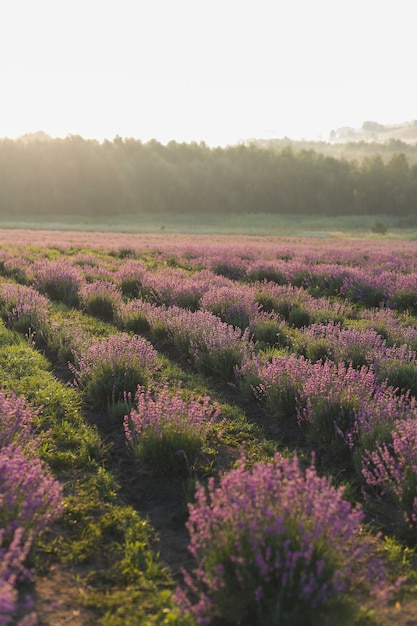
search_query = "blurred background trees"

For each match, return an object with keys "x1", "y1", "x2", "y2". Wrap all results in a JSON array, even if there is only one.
[{"x1": 0, "y1": 134, "x2": 416, "y2": 217}]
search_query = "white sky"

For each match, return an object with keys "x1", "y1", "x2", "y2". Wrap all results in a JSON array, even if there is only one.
[{"x1": 0, "y1": 0, "x2": 415, "y2": 146}]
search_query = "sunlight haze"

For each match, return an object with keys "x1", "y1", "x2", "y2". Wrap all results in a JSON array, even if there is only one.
[{"x1": 1, "y1": 0, "x2": 415, "y2": 145}]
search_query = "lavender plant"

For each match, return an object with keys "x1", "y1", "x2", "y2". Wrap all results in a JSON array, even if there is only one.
[
  {"x1": 0, "y1": 443, "x2": 63, "y2": 542},
  {"x1": 210, "y1": 256, "x2": 247, "y2": 280},
  {"x1": 0, "y1": 283, "x2": 50, "y2": 337},
  {"x1": 2, "y1": 256, "x2": 33, "y2": 285},
  {"x1": 237, "y1": 352, "x2": 312, "y2": 422},
  {"x1": 0, "y1": 526, "x2": 35, "y2": 626},
  {"x1": 339, "y1": 267, "x2": 390, "y2": 308},
  {"x1": 200, "y1": 284, "x2": 260, "y2": 330},
  {"x1": 139, "y1": 267, "x2": 217, "y2": 310},
  {"x1": 34, "y1": 259, "x2": 83, "y2": 306},
  {"x1": 177, "y1": 453, "x2": 391, "y2": 625},
  {"x1": 70, "y1": 332, "x2": 160, "y2": 410},
  {"x1": 116, "y1": 298, "x2": 152, "y2": 334},
  {"x1": 0, "y1": 391, "x2": 40, "y2": 450},
  {"x1": 351, "y1": 383, "x2": 416, "y2": 456},
  {"x1": 246, "y1": 259, "x2": 288, "y2": 284},
  {"x1": 372, "y1": 343, "x2": 417, "y2": 396},
  {"x1": 249, "y1": 312, "x2": 291, "y2": 349},
  {"x1": 79, "y1": 280, "x2": 123, "y2": 322},
  {"x1": 145, "y1": 305, "x2": 254, "y2": 381},
  {"x1": 297, "y1": 361, "x2": 378, "y2": 452},
  {"x1": 296, "y1": 321, "x2": 417, "y2": 394},
  {"x1": 124, "y1": 385, "x2": 222, "y2": 475},
  {"x1": 389, "y1": 273, "x2": 417, "y2": 313},
  {"x1": 295, "y1": 322, "x2": 386, "y2": 367},
  {"x1": 361, "y1": 418, "x2": 417, "y2": 541},
  {"x1": 254, "y1": 284, "x2": 342, "y2": 328},
  {"x1": 116, "y1": 259, "x2": 148, "y2": 298},
  {"x1": 0, "y1": 444, "x2": 63, "y2": 625}
]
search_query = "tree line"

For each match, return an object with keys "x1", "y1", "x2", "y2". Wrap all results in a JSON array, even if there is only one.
[{"x1": 0, "y1": 134, "x2": 416, "y2": 217}]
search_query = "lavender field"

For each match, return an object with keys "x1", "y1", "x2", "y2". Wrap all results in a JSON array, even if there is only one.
[{"x1": 2, "y1": 229, "x2": 417, "y2": 625}]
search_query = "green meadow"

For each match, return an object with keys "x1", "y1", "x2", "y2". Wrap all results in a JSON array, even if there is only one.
[{"x1": 0, "y1": 212, "x2": 417, "y2": 238}]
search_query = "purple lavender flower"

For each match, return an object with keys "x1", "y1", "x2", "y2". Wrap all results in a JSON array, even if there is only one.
[
  {"x1": 200, "y1": 284, "x2": 260, "y2": 330},
  {"x1": 177, "y1": 453, "x2": 391, "y2": 625},
  {"x1": 0, "y1": 444, "x2": 63, "y2": 624},
  {"x1": 124, "y1": 384, "x2": 222, "y2": 475},
  {"x1": 34, "y1": 259, "x2": 83, "y2": 306},
  {"x1": 362, "y1": 418, "x2": 417, "y2": 540},
  {"x1": 0, "y1": 283, "x2": 50, "y2": 336},
  {"x1": 116, "y1": 259, "x2": 148, "y2": 297},
  {"x1": 70, "y1": 332, "x2": 160, "y2": 409},
  {"x1": 0, "y1": 391, "x2": 40, "y2": 450},
  {"x1": 79, "y1": 280, "x2": 123, "y2": 322}
]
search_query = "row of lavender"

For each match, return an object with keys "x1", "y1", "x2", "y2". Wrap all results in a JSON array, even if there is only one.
[
  {"x1": 0, "y1": 391, "x2": 63, "y2": 626},
  {"x1": 1, "y1": 238, "x2": 417, "y2": 623}
]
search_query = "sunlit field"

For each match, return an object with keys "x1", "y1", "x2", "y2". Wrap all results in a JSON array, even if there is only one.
[
  {"x1": 1, "y1": 212, "x2": 417, "y2": 238},
  {"x1": 2, "y1": 229, "x2": 417, "y2": 625}
]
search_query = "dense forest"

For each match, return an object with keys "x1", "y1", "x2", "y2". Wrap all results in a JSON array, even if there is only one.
[{"x1": 1, "y1": 134, "x2": 417, "y2": 217}]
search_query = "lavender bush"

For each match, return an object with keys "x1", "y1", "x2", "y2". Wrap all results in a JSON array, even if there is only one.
[
  {"x1": 0, "y1": 443, "x2": 63, "y2": 541},
  {"x1": 238, "y1": 353, "x2": 312, "y2": 421},
  {"x1": 0, "y1": 527, "x2": 35, "y2": 626},
  {"x1": 351, "y1": 383, "x2": 416, "y2": 456},
  {"x1": 177, "y1": 453, "x2": 390, "y2": 625},
  {"x1": 254, "y1": 283, "x2": 345, "y2": 329},
  {"x1": 200, "y1": 284, "x2": 260, "y2": 330},
  {"x1": 361, "y1": 418, "x2": 417, "y2": 541},
  {"x1": 296, "y1": 321, "x2": 417, "y2": 394},
  {"x1": 2, "y1": 256, "x2": 33, "y2": 285},
  {"x1": 339, "y1": 267, "x2": 390, "y2": 308},
  {"x1": 139, "y1": 267, "x2": 223, "y2": 310},
  {"x1": 116, "y1": 298, "x2": 153, "y2": 334},
  {"x1": 249, "y1": 312, "x2": 291, "y2": 349},
  {"x1": 0, "y1": 391, "x2": 40, "y2": 450},
  {"x1": 297, "y1": 361, "x2": 379, "y2": 452},
  {"x1": 145, "y1": 305, "x2": 254, "y2": 381},
  {"x1": 124, "y1": 385, "x2": 222, "y2": 475},
  {"x1": 295, "y1": 322, "x2": 387, "y2": 367},
  {"x1": 0, "y1": 283, "x2": 50, "y2": 337},
  {"x1": 116, "y1": 259, "x2": 148, "y2": 297},
  {"x1": 79, "y1": 280, "x2": 123, "y2": 322},
  {"x1": 34, "y1": 259, "x2": 83, "y2": 306},
  {"x1": 0, "y1": 444, "x2": 63, "y2": 625},
  {"x1": 246, "y1": 259, "x2": 288, "y2": 284},
  {"x1": 70, "y1": 332, "x2": 160, "y2": 410}
]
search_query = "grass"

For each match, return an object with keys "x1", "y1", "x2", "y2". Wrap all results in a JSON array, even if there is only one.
[{"x1": 0, "y1": 212, "x2": 417, "y2": 238}]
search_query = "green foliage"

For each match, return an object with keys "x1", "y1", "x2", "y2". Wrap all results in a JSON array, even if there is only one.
[
  {"x1": 130, "y1": 427, "x2": 206, "y2": 477},
  {"x1": 295, "y1": 335, "x2": 330, "y2": 363},
  {"x1": 83, "y1": 294, "x2": 116, "y2": 322},
  {"x1": 371, "y1": 221, "x2": 388, "y2": 234},
  {"x1": 0, "y1": 338, "x2": 103, "y2": 474},
  {"x1": 288, "y1": 305, "x2": 312, "y2": 328},
  {"x1": 378, "y1": 360, "x2": 417, "y2": 396},
  {"x1": 251, "y1": 319, "x2": 290, "y2": 349}
]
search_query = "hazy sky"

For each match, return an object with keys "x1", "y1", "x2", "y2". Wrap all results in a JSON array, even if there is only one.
[{"x1": 1, "y1": 0, "x2": 415, "y2": 145}]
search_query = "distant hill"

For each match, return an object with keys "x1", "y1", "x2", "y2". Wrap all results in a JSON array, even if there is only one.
[
  {"x1": 329, "y1": 119, "x2": 417, "y2": 144},
  {"x1": 248, "y1": 119, "x2": 417, "y2": 165}
]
